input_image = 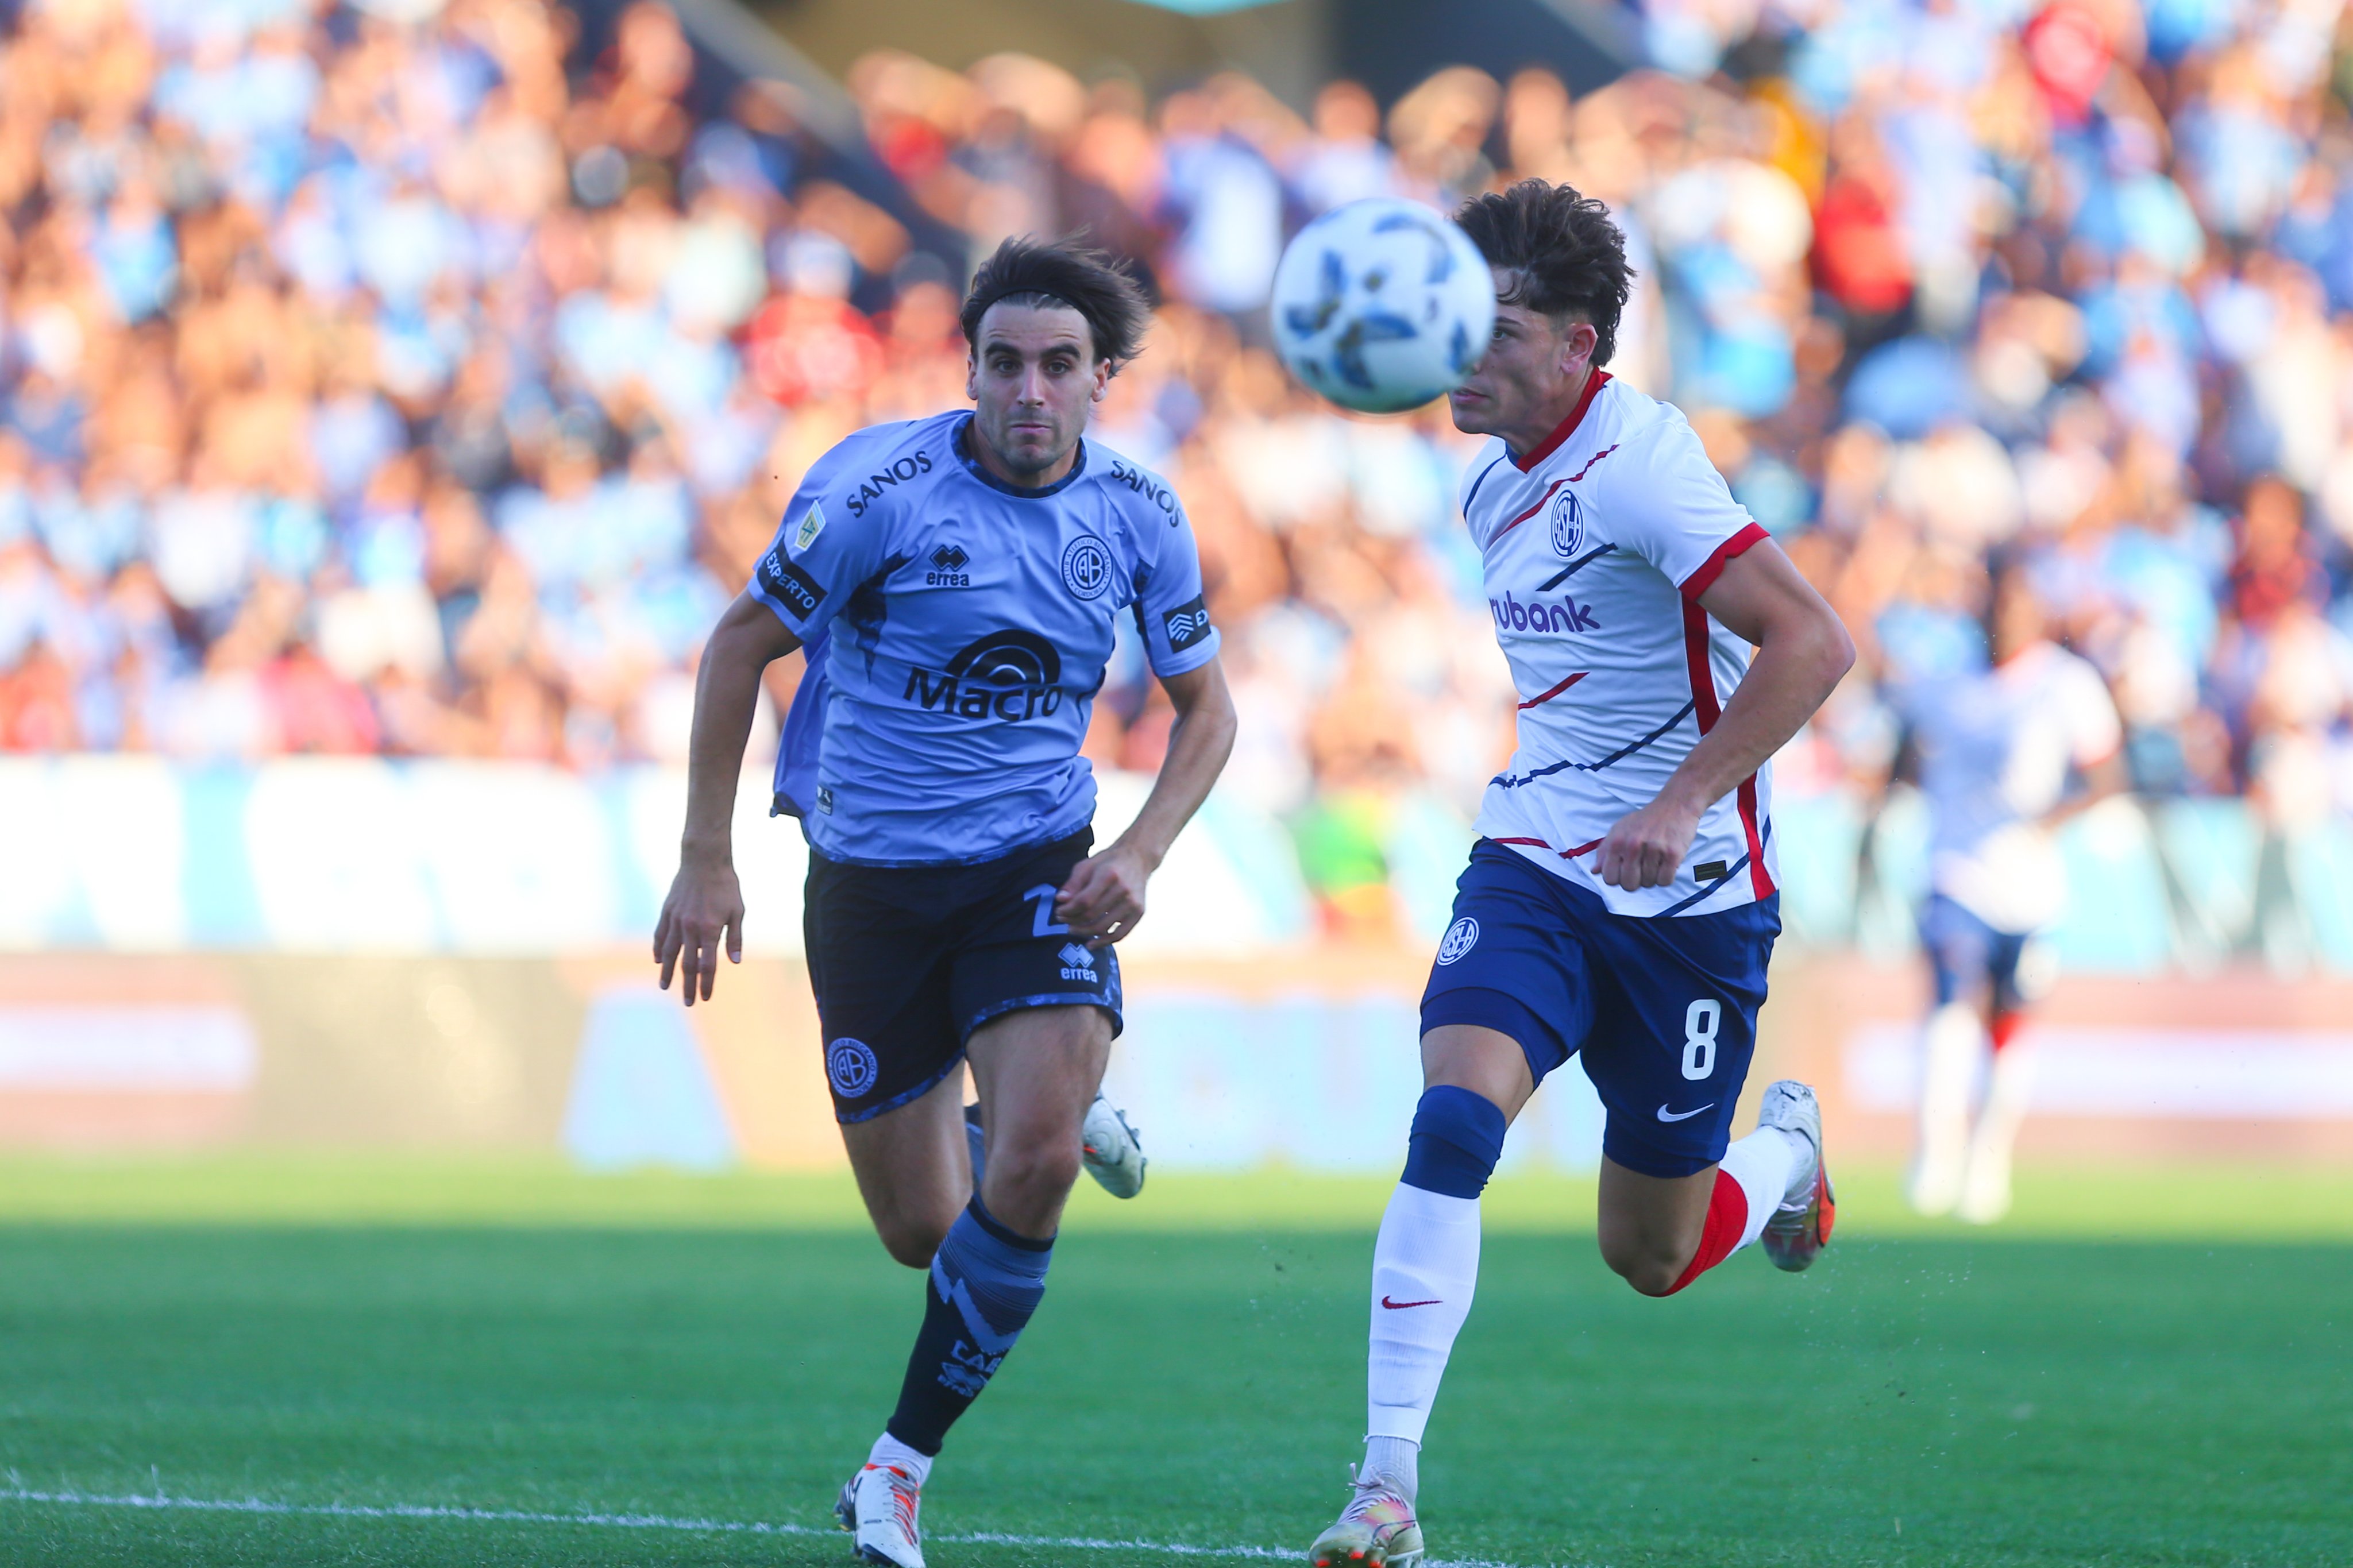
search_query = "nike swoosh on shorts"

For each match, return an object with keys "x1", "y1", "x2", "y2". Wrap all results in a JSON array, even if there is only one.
[
  {"x1": 1656, "y1": 1102, "x2": 1714, "y2": 1122},
  {"x1": 1380, "y1": 1296, "x2": 1441, "y2": 1310}
]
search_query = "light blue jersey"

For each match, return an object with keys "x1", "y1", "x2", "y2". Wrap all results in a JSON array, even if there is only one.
[{"x1": 748, "y1": 411, "x2": 1221, "y2": 866}]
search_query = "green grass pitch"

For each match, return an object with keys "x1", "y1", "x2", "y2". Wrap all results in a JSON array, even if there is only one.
[{"x1": 0, "y1": 1161, "x2": 2347, "y2": 1566}]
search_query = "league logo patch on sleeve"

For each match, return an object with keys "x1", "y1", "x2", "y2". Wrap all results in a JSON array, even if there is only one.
[
  {"x1": 756, "y1": 547, "x2": 827, "y2": 619},
  {"x1": 793, "y1": 500, "x2": 827, "y2": 551},
  {"x1": 1162, "y1": 594, "x2": 1214, "y2": 651}
]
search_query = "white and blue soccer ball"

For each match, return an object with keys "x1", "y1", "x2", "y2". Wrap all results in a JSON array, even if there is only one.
[{"x1": 1270, "y1": 198, "x2": 1497, "y2": 415}]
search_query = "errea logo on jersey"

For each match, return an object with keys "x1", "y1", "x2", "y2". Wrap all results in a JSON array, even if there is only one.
[
  {"x1": 1490, "y1": 589, "x2": 1599, "y2": 635},
  {"x1": 927, "y1": 542, "x2": 971, "y2": 586}
]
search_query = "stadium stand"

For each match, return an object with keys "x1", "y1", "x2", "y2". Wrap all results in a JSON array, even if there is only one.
[{"x1": 0, "y1": 0, "x2": 2348, "y2": 966}]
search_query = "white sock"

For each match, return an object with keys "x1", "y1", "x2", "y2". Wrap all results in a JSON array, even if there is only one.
[
  {"x1": 867, "y1": 1431, "x2": 933, "y2": 1487},
  {"x1": 1910, "y1": 1002, "x2": 1984, "y2": 1215},
  {"x1": 1367, "y1": 1182, "x2": 1481, "y2": 1447},
  {"x1": 1716, "y1": 1126, "x2": 1802, "y2": 1249},
  {"x1": 1362, "y1": 1434, "x2": 1420, "y2": 1503}
]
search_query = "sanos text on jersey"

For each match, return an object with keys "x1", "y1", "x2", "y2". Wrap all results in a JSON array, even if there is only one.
[
  {"x1": 843, "y1": 450, "x2": 935, "y2": 518},
  {"x1": 1108, "y1": 458, "x2": 1179, "y2": 521},
  {"x1": 1490, "y1": 588, "x2": 1599, "y2": 634}
]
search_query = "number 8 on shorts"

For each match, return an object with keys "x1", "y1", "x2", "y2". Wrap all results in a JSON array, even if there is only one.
[{"x1": 1682, "y1": 998, "x2": 1721, "y2": 1081}]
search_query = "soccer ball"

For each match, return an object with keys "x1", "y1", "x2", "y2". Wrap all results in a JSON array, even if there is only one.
[{"x1": 1270, "y1": 198, "x2": 1497, "y2": 415}]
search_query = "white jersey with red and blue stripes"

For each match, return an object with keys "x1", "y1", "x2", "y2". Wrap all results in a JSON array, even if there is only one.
[{"x1": 1462, "y1": 371, "x2": 1777, "y2": 917}]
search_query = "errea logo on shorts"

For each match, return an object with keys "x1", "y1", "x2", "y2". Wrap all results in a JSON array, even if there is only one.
[
  {"x1": 1436, "y1": 916, "x2": 1480, "y2": 965},
  {"x1": 826, "y1": 1037, "x2": 878, "y2": 1098},
  {"x1": 1057, "y1": 942, "x2": 1098, "y2": 981}
]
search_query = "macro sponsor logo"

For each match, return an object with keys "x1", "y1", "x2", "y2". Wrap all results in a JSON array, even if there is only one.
[
  {"x1": 1109, "y1": 458, "x2": 1178, "y2": 520},
  {"x1": 927, "y1": 542, "x2": 971, "y2": 587},
  {"x1": 1162, "y1": 594, "x2": 1213, "y2": 652},
  {"x1": 842, "y1": 449, "x2": 935, "y2": 517},
  {"x1": 1490, "y1": 589, "x2": 1599, "y2": 634},
  {"x1": 756, "y1": 548, "x2": 826, "y2": 618},
  {"x1": 902, "y1": 629, "x2": 1067, "y2": 721}
]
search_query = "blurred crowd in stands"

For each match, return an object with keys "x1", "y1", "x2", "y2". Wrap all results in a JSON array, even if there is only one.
[{"x1": 2, "y1": 0, "x2": 2352, "y2": 939}]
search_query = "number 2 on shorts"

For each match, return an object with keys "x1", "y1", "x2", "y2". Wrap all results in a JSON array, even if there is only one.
[
  {"x1": 1024, "y1": 883, "x2": 1070, "y2": 939},
  {"x1": 1682, "y1": 998, "x2": 1721, "y2": 1081}
]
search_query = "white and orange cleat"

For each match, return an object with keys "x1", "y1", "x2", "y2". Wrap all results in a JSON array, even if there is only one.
[
  {"x1": 1307, "y1": 1466, "x2": 1424, "y2": 1568},
  {"x1": 1757, "y1": 1079, "x2": 1835, "y2": 1272},
  {"x1": 836, "y1": 1463, "x2": 925, "y2": 1568},
  {"x1": 1081, "y1": 1092, "x2": 1147, "y2": 1199}
]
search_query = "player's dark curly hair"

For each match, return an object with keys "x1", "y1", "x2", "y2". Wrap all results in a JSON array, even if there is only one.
[
  {"x1": 1455, "y1": 180, "x2": 1635, "y2": 366},
  {"x1": 960, "y1": 236, "x2": 1152, "y2": 370}
]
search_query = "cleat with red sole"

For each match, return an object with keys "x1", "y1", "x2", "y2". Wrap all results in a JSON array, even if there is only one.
[
  {"x1": 1307, "y1": 1466, "x2": 1422, "y2": 1568},
  {"x1": 1756, "y1": 1079, "x2": 1834, "y2": 1272}
]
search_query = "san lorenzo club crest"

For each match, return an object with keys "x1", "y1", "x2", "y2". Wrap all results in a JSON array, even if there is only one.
[
  {"x1": 1548, "y1": 488, "x2": 1584, "y2": 558},
  {"x1": 1436, "y1": 916, "x2": 1480, "y2": 965}
]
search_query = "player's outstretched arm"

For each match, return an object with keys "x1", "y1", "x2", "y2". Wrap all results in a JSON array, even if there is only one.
[
  {"x1": 1055, "y1": 656, "x2": 1238, "y2": 947},
  {"x1": 1598, "y1": 543, "x2": 1855, "y2": 890},
  {"x1": 655, "y1": 592, "x2": 803, "y2": 1005}
]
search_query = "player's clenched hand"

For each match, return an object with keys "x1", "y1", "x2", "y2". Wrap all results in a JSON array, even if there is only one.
[
  {"x1": 654, "y1": 856, "x2": 745, "y2": 1006},
  {"x1": 1597, "y1": 791, "x2": 1703, "y2": 891},
  {"x1": 1055, "y1": 843, "x2": 1150, "y2": 948}
]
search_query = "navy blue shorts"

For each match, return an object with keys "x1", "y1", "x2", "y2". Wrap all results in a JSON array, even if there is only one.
[
  {"x1": 1420, "y1": 840, "x2": 1780, "y2": 1179},
  {"x1": 1920, "y1": 893, "x2": 2029, "y2": 1017},
  {"x1": 803, "y1": 829, "x2": 1123, "y2": 1123}
]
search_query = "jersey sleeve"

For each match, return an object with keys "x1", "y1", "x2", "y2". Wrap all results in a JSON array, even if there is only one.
[
  {"x1": 1601, "y1": 415, "x2": 1769, "y2": 598},
  {"x1": 2059, "y1": 655, "x2": 2124, "y2": 767},
  {"x1": 1133, "y1": 496, "x2": 1222, "y2": 678},
  {"x1": 745, "y1": 449, "x2": 887, "y2": 642}
]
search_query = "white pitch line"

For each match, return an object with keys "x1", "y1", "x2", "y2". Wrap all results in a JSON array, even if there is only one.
[{"x1": 0, "y1": 1485, "x2": 1538, "y2": 1568}]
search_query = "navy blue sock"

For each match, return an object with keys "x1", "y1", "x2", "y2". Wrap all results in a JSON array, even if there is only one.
[
  {"x1": 885, "y1": 1197, "x2": 1052, "y2": 1456},
  {"x1": 1399, "y1": 1084, "x2": 1508, "y2": 1198}
]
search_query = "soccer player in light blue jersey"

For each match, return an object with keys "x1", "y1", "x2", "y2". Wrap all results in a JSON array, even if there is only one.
[{"x1": 654, "y1": 238, "x2": 1236, "y2": 1568}]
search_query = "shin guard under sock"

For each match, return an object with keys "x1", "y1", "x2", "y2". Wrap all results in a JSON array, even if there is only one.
[
  {"x1": 884, "y1": 1198, "x2": 1051, "y2": 1456},
  {"x1": 1368, "y1": 1086, "x2": 1507, "y2": 1443}
]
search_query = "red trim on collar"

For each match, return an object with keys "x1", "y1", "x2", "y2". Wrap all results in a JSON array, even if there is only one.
[{"x1": 1510, "y1": 370, "x2": 1612, "y2": 472}]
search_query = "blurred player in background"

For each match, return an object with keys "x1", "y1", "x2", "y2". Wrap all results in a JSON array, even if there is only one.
[
  {"x1": 1309, "y1": 181, "x2": 1856, "y2": 1567},
  {"x1": 1897, "y1": 559, "x2": 2124, "y2": 1224},
  {"x1": 654, "y1": 237, "x2": 1235, "y2": 1568}
]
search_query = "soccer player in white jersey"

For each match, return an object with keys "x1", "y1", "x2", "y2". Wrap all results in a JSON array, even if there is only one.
[
  {"x1": 1307, "y1": 181, "x2": 1857, "y2": 1566},
  {"x1": 654, "y1": 238, "x2": 1236, "y2": 1567},
  {"x1": 1897, "y1": 558, "x2": 2123, "y2": 1223}
]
